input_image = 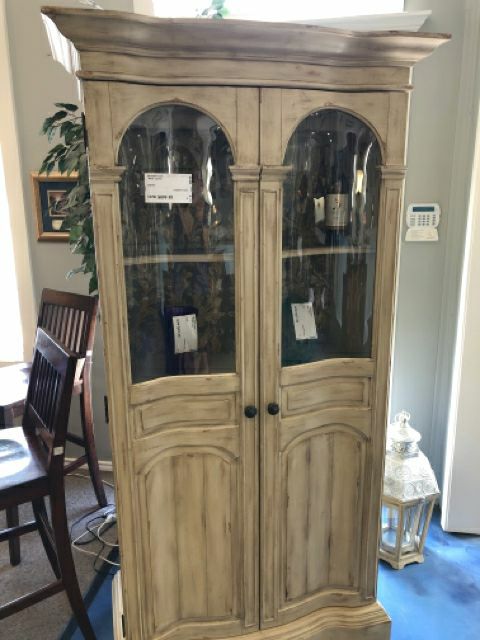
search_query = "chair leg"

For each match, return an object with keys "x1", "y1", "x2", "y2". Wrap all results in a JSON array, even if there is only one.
[
  {"x1": 50, "y1": 485, "x2": 96, "y2": 640},
  {"x1": 6, "y1": 506, "x2": 20, "y2": 566},
  {"x1": 32, "y1": 498, "x2": 61, "y2": 578},
  {"x1": 79, "y1": 390, "x2": 108, "y2": 508}
]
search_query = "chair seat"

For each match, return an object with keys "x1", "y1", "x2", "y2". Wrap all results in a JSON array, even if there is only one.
[{"x1": 0, "y1": 428, "x2": 48, "y2": 504}]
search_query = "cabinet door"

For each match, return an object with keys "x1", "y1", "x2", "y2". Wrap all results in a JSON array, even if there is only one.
[
  {"x1": 90, "y1": 85, "x2": 260, "y2": 639},
  {"x1": 259, "y1": 88, "x2": 403, "y2": 628}
]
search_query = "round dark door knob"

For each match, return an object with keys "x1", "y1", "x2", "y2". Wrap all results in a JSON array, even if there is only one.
[
  {"x1": 244, "y1": 405, "x2": 257, "y2": 419},
  {"x1": 267, "y1": 402, "x2": 280, "y2": 415}
]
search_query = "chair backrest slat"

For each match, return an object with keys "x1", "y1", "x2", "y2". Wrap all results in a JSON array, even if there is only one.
[
  {"x1": 23, "y1": 328, "x2": 77, "y2": 471},
  {"x1": 37, "y1": 289, "x2": 98, "y2": 358}
]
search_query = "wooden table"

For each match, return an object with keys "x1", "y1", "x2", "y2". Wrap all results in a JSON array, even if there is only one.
[{"x1": 0, "y1": 363, "x2": 31, "y2": 426}]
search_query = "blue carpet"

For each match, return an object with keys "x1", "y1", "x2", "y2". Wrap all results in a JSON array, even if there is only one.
[
  {"x1": 63, "y1": 511, "x2": 480, "y2": 639},
  {"x1": 378, "y1": 509, "x2": 480, "y2": 640},
  {"x1": 59, "y1": 548, "x2": 118, "y2": 640}
]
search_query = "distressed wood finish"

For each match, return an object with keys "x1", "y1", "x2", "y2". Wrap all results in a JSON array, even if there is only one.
[
  {"x1": 89, "y1": 86, "x2": 258, "y2": 639},
  {"x1": 43, "y1": 8, "x2": 447, "y2": 640},
  {"x1": 42, "y1": 7, "x2": 449, "y2": 70},
  {"x1": 257, "y1": 85, "x2": 406, "y2": 631}
]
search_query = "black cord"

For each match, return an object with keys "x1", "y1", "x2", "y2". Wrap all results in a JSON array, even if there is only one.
[
  {"x1": 74, "y1": 515, "x2": 107, "y2": 546},
  {"x1": 69, "y1": 504, "x2": 115, "y2": 543},
  {"x1": 93, "y1": 544, "x2": 120, "y2": 577},
  {"x1": 70, "y1": 508, "x2": 120, "y2": 575}
]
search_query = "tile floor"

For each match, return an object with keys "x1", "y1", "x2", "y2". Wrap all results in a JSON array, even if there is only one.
[
  {"x1": 378, "y1": 510, "x2": 480, "y2": 640},
  {"x1": 67, "y1": 510, "x2": 480, "y2": 640}
]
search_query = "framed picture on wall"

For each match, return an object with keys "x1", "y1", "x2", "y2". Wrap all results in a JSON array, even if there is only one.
[{"x1": 31, "y1": 172, "x2": 77, "y2": 241}]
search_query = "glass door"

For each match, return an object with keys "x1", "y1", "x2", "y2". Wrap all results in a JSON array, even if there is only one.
[
  {"x1": 281, "y1": 108, "x2": 380, "y2": 365},
  {"x1": 259, "y1": 89, "x2": 384, "y2": 628},
  {"x1": 119, "y1": 104, "x2": 236, "y2": 383},
  {"x1": 110, "y1": 86, "x2": 260, "y2": 639}
]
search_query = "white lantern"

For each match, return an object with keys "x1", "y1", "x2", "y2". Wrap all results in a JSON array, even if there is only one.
[{"x1": 379, "y1": 411, "x2": 439, "y2": 570}]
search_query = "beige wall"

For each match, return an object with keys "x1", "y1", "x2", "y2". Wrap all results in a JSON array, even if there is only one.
[
  {"x1": 390, "y1": 0, "x2": 471, "y2": 483},
  {"x1": 0, "y1": 0, "x2": 36, "y2": 362},
  {"x1": 5, "y1": 0, "x2": 132, "y2": 461}
]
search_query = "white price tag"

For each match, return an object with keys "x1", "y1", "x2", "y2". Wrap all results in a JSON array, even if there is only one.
[
  {"x1": 291, "y1": 303, "x2": 318, "y2": 341},
  {"x1": 173, "y1": 314, "x2": 198, "y2": 354},
  {"x1": 144, "y1": 173, "x2": 192, "y2": 204}
]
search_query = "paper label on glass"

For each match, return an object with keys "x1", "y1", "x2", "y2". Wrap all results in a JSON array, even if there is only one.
[
  {"x1": 144, "y1": 173, "x2": 192, "y2": 204},
  {"x1": 291, "y1": 303, "x2": 318, "y2": 340},
  {"x1": 173, "y1": 314, "x2": 198, "y2": 354}
]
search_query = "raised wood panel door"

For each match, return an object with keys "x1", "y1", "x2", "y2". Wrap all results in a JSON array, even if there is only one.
[
  {"x1": 93, "y1": 85, "x2": 260, "y2": 640},
  {"x1": 259, "y1": 88, "x2": 400, "y2": 629}
]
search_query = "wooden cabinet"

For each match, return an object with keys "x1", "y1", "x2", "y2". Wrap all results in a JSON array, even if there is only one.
[{"x1": 43, "y1": 8, "x2": 447, "y2": 640}]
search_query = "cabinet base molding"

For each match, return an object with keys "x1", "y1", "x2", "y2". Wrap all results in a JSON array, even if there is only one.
[
  {"x1": 240, "y1": 604, "x2": 390, "y2": 640},
  {"x1": 112, "y1": 572, "x2": 389, "y2": 640}
]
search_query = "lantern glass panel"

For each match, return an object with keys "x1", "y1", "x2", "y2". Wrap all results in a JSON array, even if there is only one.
[
  {"x1": 402, "y1": 502, "x2": 424, "y2": 553},
  {"x1": 381, "y1": 503, "x2": 400, "y2": 551},
  {"x1": 418, "y1": 500, "x2": 432, "y2": 540}
]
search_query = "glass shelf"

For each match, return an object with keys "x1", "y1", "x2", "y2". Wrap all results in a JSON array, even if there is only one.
[
  {"x1": 282, "y1": 246, "x2": 374, "y2": 259},
  {"x1": 124, "y1": 253, "x2": 234, "y2": 266}
]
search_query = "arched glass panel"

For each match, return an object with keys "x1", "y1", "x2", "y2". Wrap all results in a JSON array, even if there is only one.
[
  {"x1": 118, "y1": 105, "x2": 235, "y2": 383},
  {"x1": 282, "y1": 109, "x2": 381, "y2": 366}
]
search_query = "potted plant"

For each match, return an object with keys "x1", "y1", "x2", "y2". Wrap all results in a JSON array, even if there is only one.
[{"x1": 39, "y1": 103, "x2": 97, "y2": 294}]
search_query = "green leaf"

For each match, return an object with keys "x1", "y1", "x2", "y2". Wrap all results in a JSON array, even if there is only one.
[
  {"x1": 68, "y1": 226, "x2": 82, "y2": 243},
  {"x1": 65, "y1": 125, "x2": 84, "y2": 146},
  {"x1": 49, "y1": 143, "x2": 67, "y2": 156},
  {"x1": 88, "y1": 273, "x2": 98, "y2": 294},
  {"x1": 55, "y1": 103, "x2": 78, "y2": 112},
  {"x1": 57, "y1": 156, "x2": 68, "y2": 174},
  {"x1": 40, "y1": 116, "x2": 54, "y2": 135},
  {"x1": 51, "y1": 110, "x2": 68, "y2": 122},
  {"x1": 60, "y1": 120, "x2": 75, "y2": 138},
  {"x1": 63, "y1": 154, "x2": 80, "y2": 174},
  {"x1": 45, "y1": 160, "x2": 56, "y2": 175}
]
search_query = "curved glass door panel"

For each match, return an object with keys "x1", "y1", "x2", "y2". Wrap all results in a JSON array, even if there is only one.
[
  {"x1": 118, "y1": 105, "x2": 235, "y2": 383},
  {"x1": 282, "y1": 109, "x2": 381, "y2": 366}
]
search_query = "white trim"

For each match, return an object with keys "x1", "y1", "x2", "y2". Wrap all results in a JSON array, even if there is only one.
[
  {"x1": 65, "y1": 457, "x2": 113, "y2": 473},
  {"x1": 0, "y1": 0, "x2": 36, "y2": 361},
  {"x1": 431, "y1": 0, "x2": 480, "y2": 485},
  {"x1": 298, "y1": 11, "x2": 431, "y2": 32},
  {"x1": 112, "y1": 572, "x2": 125, "y2": 640},
  {"x1": 133, "y1": 0, "x2": 154, "y2": 15},
  {"x1": 134, "y1": 1, "x2": 431, "y2": 33},
  {"x1": 442, "y1": 100, "x2": 480, "y2": 533}
]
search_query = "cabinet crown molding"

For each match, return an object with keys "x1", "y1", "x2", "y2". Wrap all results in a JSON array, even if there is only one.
[{"x1": 41, "y1": 6, "x2": 449, "y2": 69}]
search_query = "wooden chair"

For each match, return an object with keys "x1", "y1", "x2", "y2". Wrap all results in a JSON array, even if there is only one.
[
  {"x1": 0, "y1": 328, "x2": 95, "y2": 639},
  {"x1": 0, "y1": 289, "x2": 107, "y2": 519}
]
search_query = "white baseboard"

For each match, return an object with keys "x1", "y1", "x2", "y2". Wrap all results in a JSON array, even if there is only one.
[{"x1": 65, "y1": 457, "x2": 113, "y2": 473}]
